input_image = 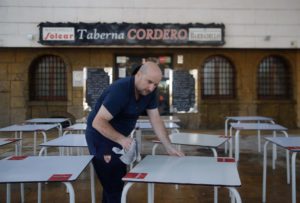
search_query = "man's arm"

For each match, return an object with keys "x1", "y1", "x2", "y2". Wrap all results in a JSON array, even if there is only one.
[
  {"x1": 147, "y1": 108, "x2": 184, "y2": 156},
  {"x1": 92, "y1": 105, "x2": 133, "y2": 150}
]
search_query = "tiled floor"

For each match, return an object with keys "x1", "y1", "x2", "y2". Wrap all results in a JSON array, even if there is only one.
[{"x1": 0, "y1": 128, "x2": 300, "y2": 202}]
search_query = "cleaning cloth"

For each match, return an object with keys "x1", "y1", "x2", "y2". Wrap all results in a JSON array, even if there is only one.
[{"x1": 112, "y1": 139, "x2": 140, "y2": 165}]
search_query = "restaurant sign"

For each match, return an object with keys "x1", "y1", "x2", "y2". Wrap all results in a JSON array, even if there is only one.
[{"x1": 39, "y1": 22, "x2": 225, "y2": 46}]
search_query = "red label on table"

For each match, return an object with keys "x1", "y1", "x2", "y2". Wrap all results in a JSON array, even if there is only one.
[
  {"x1": 48, "y1": 174, "x2": 72, "y2": 181},
  {"x1": 124, "y1": 173, "x2": 147, "y2": 179},
  {"x1": 217, "y1": 157, "x2": 235, "y2": 163},
  {"x1": 4, "y1": 138, "x2": 17, "y2": 142},
  {"x1": 287, "y1": 146, "x2": 300, "y2": 150},
  {"x1": 8, "y1": 156, "x2": 28, "y2": 160}
]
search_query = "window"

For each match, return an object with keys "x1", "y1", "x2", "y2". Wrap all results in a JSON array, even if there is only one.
[
  {"x1": 257, "y1": 56, "x2": 291, "y2": 99},
  {"x1": 201, "y1": 56, "x2": 235, "y2": 99},
  {"x1": 29, "y1": 55, "x2": 67, "y2": 101}
]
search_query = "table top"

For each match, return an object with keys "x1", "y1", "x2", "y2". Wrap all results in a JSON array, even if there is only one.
[
  {"x1": 0, "y1": 138, "x2": 20, "y2": 146},
  {"x1": 75, "y1": 116, "x2": 87, "y2": 123},
  {"x1": 64, "y1": 123, "x2": 87, "y2": 131},
  {"x1": 230, "y1": 123, "x2": 287, "y2": 131},
  {"x1": 26, "y1": 118, "x2": 70, "y2": 124},
  {"x1": 226, "y1": 116, "x2": 273, "y2": 121},
  {"x1": 265, "y1": 137, "x2": 300, "y2": 151},
  {"x1": 40, "y1": 134, "x2": 87, "y2": 147},
  {"x1": 123, "y1": 155, "x2": 241, "y2": 187},
  {"x1": 136, "y1": 122, "x2": 179, "y2": 129},
  {"x1": 138, "y1": 116, "x2": 180, "y2": 123},
  {"x1": 0, "y1": 124, "x2": 59, "y2": 132},
  {"x1": 0, "y1": 155, "x2": 93, "y2": 183},
  {"x1": 153, "y1": 133, "x2": 228, "y2": 147}
]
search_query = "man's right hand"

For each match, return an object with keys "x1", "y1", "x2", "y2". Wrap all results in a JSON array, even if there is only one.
[{"x1": 119, "y1": 136, "x2": 134, "y2": 151}]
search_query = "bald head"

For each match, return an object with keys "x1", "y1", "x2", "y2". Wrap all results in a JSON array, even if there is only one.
[
  {"x1": 139, "y1": 61, "x2": 162, "y2": 76},
  {"x1": 135, "y1": 61, "x2": 162, "y2": 96}
]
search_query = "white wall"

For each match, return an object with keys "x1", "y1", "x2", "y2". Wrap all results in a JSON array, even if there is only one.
[{"x1": 0, "y1": 0, "x2": 299, "y2": 48}]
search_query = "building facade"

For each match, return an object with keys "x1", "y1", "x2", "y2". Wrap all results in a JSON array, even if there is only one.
[{"x1": 0, "y1": 0, "x2": 299, "y2": 129}]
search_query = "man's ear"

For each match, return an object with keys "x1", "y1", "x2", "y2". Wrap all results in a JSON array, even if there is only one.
[{"x1": 135, "y1": 69, "x2": 142, "y2": 79}]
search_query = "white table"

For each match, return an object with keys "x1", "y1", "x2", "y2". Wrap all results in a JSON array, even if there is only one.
[
  {"x1": 39, "y1": 134, "x2": 95, "y2": 203},
  {"x1": 40, "y1": 133, "x2": 87, "y2": 155},
  {"x1": 0, "y1": 124, "x2": 58, "y2": 155},
  {"x1": 0, "y1": 138, "x2": 22, "y2": 203},
  {"x1": 0, "y1": 138, "x2": 21, "y2": 156},
  {"x1": 0, "y1": 155, "x2": 93, "y2": 203},
  {"x1": 263, "y1": 137, "x2": 300, "y2": 203},
  {"x1": 26, "y1": 118, "x2": 72, "y2": 136},
  {"x1": 224, "y1": 116, "x2": 274, "y2": 153},
  {"x1": 137, "y1": 115, "x2": 180, "y2": 123},
  {"x1": 133, "y1": 122, "x2": 180, "y2": 158},
  {"x1": 135, "y1": 122, "x2": 180, "y2": 130},
  {"x1": 40, "y1": 134, "x2": 87, "y2": 150},
  {"x1": 75, "y1": 116, "x2": 87, "y2": 123},
  {"x1": 134, "y1": 122, "x2": 180, "y2": 138},
  {"x1": 151, "y1": 132, "x2": 230, "y2": 197},
  {"x1": 230, "y1": 123, "x2": 288, "y2": 162},
  {"x1": 121, "y1": 155, "x2": 242, "y2": 203},
  {"x1": 63, "y1": 123, "x2": 87, "y2": 135},
  {"x1": 152, "y1": 133, "x2": 230, "y2": 157}
]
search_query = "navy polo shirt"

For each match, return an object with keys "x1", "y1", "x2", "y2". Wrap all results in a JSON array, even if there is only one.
[{"x1": 86, "y1": 76, "x2": 158, "y2": 147}]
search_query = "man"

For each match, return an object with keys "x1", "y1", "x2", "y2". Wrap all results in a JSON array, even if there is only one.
[{"x1": 85, "y1": 61, "x2": 184, "y2": 203}]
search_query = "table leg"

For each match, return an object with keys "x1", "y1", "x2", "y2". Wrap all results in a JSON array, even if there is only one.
[
  {"x1": 291, "y1": 152, "x2": 297, "y2": 203},
  {"x1": 67, "y1": 119, "x2": 72, "y2": 126},
  {"x1": 257, "y1": 121, "x2": 261, "y2": 153},
  {"x1": 40, "y1": 131, "x2": 47, "y2": 155},
  {"x1": 90, "y1": 163, "x2": 95, "y2": 203},
  {"x1": 258, "y1": 130, "x2": 261, "y2": 153},
  {"x1": 14, "y1": 132, "x2": 18, "y2": 155},
  {"x1": 286, "y1": 149, "x2": 290, "y2": 184},
  {"x1": 21, "y1": 183, "x2": 24, "y2": 203},
  {"x1": 38, "y1": 182, "x2": 42, "y2": 203},
  {"x1": 148, "y1": 183, "x2": 154, "y2": 203},
  {"x1": 58, "y1": 123, "x2": 63, "y2": 155},
  {"x1": 272, "y1": 131, "x2": 277, "y2": 170},
  {"x1": 214, "y1": 186, "x2": 218, "y2": 203},
  {"x1": 58, "y1": 123, "x2": 63, "y2": 137},
  {"x1": 229, "y1": 126, "x2": 233, "y2": 158},
  {"x1": 152, "y1": 143, "x2": 158, "y2": 155},
  {"x1": 38, "y1": 147, "x2": 46, "y2": 156},
  {"x1": 262, "y1": 140, "x2": 270, "y2": 202},
  {"x1": 6, "y1": 183, "x2": 10, "y2": 203},
  {"x1": 34, "y1": 131, "x2": 37, "y2": 155},
  {"x1": 136, "y1": 129, "x2": 142, "y2": 161},
  {"x1": 63, "y1": 182, "x2": 75, "y2": 203},
  {"x1": 226, "y1": 187, "x2": 242, "y2": 203},
  {"x1": 18, "y1": 131, "x2": 23, "y2": 155},
  {"x1": 211, "y1": 148, "x2": 217, "y2": 157},
  {"x1": 234, "y1": 130, "x2": 240, "y2": 162},
  {"x1": 224, "y1": 118, "x2": 229, "y2": 154},
  {"x1": 281, "y1": 130, "x2": 290, "y2": 184},
  {"x1": 121, "y1": 182, "x2": 134, "y2": 203}
]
